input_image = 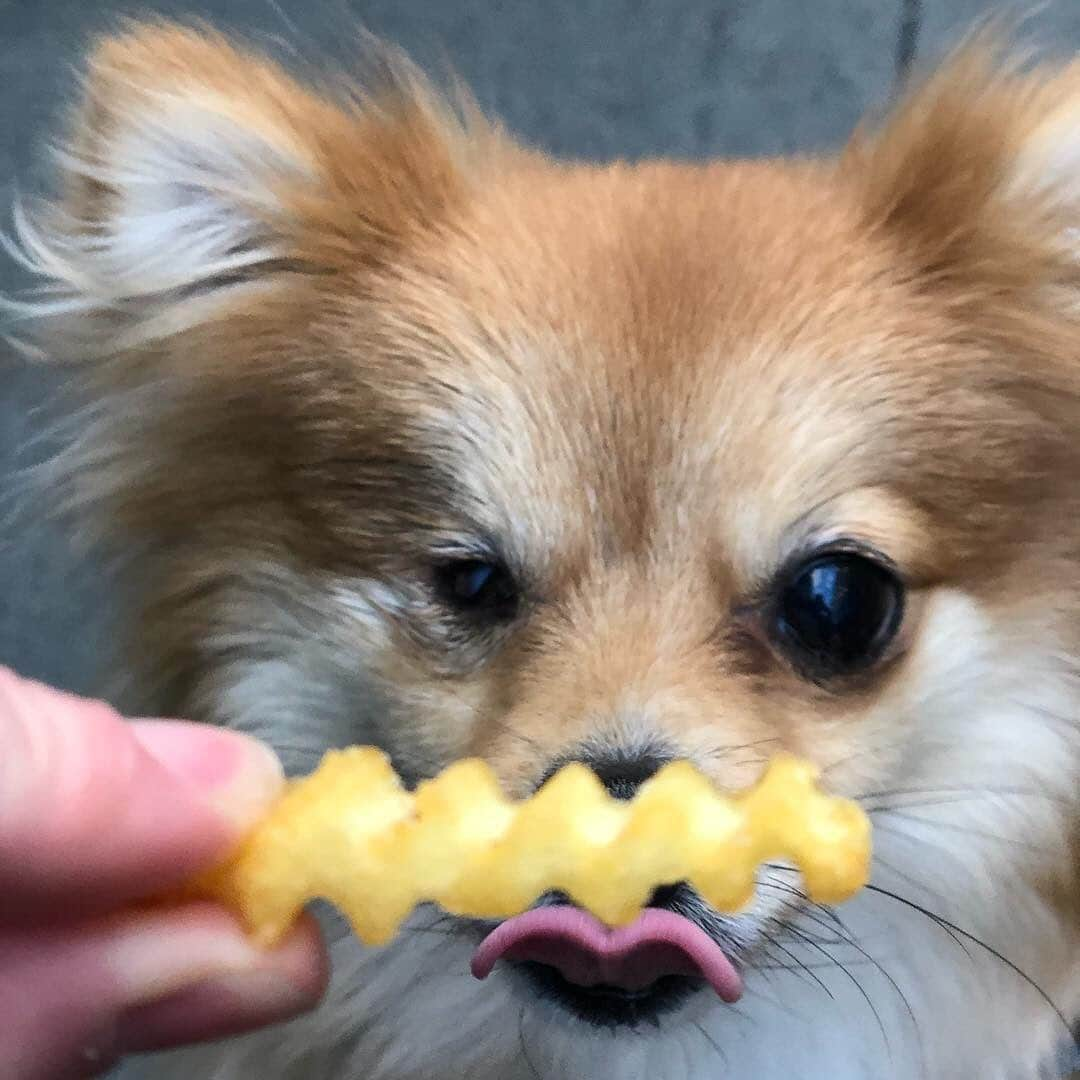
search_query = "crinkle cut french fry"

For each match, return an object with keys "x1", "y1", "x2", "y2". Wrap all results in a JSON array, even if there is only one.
[{"x1": 189, "y1": 749, "x2": 871, "y2": 947}]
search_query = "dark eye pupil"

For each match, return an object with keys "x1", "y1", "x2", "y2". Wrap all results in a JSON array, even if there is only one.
[
  {"x1": 455, "y1": 563, "x2": 494, "y2": 601},
  {"x1": 434, "y1": 559, "x2": 518, "y2": 619},
  {"x1": 776, "y1": 553, "x2": 902, "y2": 677}
]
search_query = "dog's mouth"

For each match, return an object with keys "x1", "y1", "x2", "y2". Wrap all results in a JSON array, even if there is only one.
[{"x1": 471, "y1": 885, "x2": 744, "y2": 1026}]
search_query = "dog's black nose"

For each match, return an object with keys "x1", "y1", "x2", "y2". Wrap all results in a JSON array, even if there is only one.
[
  {"x1": 588, "y1": 754, "x2": 669, "y2": 800},
  {"x1": 536, "y1": 750, "x2": 671, "y2": 800}
]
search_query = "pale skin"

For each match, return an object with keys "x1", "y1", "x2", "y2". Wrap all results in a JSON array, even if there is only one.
[{"x1": 0, "y1": 667, "x2": 328, "y2": 1079}]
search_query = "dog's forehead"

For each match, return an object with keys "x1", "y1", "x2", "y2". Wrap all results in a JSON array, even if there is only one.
[{"x1": 356, "y1": 160, "x2": 946, "y2": 575}]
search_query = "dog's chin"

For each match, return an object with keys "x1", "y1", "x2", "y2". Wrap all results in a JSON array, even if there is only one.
[{"x1": 468, "y1": 884, "x2": 756, "y2": 1030}]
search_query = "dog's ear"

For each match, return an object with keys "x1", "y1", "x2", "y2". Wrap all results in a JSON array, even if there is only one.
[
  {"x1": 20, "y1": 22, "x2": 480, "y2": 326},
  {"x1": 846, "y1": 36, "x2": 1080, "y2": 305}
]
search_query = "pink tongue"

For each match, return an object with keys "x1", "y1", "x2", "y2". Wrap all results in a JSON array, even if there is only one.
[{"x1": 471, "y1": 907, "x2": 743, "y2": 1003}]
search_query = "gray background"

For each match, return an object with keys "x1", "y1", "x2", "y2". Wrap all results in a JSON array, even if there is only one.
[{"x1": 1, "y1": 2, "x2": 1078, "y2": 1076}]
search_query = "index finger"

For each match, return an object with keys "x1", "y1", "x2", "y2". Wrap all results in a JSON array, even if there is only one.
[{"x1": 0, "y1": 668, "x2": 284, "y2": 923}]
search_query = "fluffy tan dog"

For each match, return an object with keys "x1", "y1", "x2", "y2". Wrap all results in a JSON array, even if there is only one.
[{"x1": 15, "y1": 21, "x2": 1080, "y2": 1079}]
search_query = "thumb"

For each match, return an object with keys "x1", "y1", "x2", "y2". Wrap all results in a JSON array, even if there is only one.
[{"x1": 0, "y1": 667, "x2": 284, "y2": 922}]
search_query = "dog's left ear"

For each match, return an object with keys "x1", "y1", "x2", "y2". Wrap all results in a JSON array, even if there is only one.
[
  {"x1": 846, "y1": 38, "x2": 1080, "y2": 307},
  {"x1": 18, "y1": 22, "x2": 483, "y2": 333}
]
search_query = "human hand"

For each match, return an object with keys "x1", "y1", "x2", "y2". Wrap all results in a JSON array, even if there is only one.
[{"x1": 0, "y1": 667, "x2": 328, "y2": 1079}]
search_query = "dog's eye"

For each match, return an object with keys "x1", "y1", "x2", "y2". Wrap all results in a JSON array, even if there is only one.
[
  {"x1": 433, "y1": 559, "x2": 519, "y2": 621},
  {"x1": 772, "y1": 552, "x2": 903, "y2": 678}
]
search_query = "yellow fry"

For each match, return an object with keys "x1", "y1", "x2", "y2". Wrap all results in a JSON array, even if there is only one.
[{"x1": 190, "y1": 749, "x2": 871, "y2": 947}]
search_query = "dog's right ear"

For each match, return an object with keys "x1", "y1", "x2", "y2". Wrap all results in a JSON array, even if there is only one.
[
  {"x1": 17, "y1": 21, "x2": 481, "y2": 333},
  {"x1": 846, "y1": 34, "x2": 1080, "y2": 312}
]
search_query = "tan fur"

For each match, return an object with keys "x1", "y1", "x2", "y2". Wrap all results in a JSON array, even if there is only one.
[{"x1": 17, "y1": 22, "x2": 1080, "y2": 1080}]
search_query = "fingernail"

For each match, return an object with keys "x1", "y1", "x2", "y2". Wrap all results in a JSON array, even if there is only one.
[
  {"x1": 105, "y1": 908, "x2": 270, "y2": 1007},
  {"x1": 131, "y1": 721, "x2": 284, "y2": 829},
  {"x1": 114, "y1": 914, "x2": 327, "y2": 1052},
  {"x1": 116, "y1": 968, "x2": 318, "y2": 1054},
  {"x1": 189, "y1": 966, "x2": 317, "y2": 1014}
]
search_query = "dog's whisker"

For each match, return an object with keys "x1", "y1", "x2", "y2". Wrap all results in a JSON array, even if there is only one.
[
  {"x1": 871, "y1": 815, "x2": 1059, "y2": 854},
  {"x1": 859, "y1": 883, "x2": 1077, "y2": 1047},
  {"x1": 758, "y1": 881, "x2": 921, "y2": 1064},
  {"x1": 757, "y1": 927, "x2": 835, "y2": 1001},
  {"x1": 517, "y1": 1005, "x2": 542, "y2": 1080},
  {"x1": 858, "y1": 785, "x2": 1073, "y2": 810},
  {"x1": 695, "y1": 736, "x2": 781, "y2": 763},
  {"x1": 782, "y1": 923, "x2": 893, "y2": 1057},
  {"x1": 691, "y1": 1018, "x2": 729, "y2": 1068}
]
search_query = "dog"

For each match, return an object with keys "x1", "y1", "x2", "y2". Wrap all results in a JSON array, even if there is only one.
[{"x1": 12, "y1": 19, "x2": 1080, "y2": 1079}]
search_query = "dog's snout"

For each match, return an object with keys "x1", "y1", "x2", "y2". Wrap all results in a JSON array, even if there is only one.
[{"x1": 536, "y1": 749, "x2": 672, "y2": 800}]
